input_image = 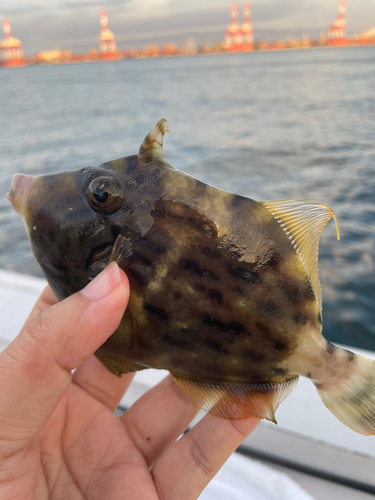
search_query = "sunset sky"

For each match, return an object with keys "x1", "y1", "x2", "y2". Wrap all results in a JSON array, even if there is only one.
[{"x1": 1, "y1": 0, "x2": 375, "y2": 55}]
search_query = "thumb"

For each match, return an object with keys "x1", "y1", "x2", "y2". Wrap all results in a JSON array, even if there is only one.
[{"x1": 0, "y1": 262, "x2": 129, "y2": 452}]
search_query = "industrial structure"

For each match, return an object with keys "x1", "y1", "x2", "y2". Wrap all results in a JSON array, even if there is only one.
[
  {"x1": 328, "y1": 0, "x2": 347, "y2": 44},
  {"x1": 3, "y1": 2, "x2": 375, "y2": 68},
  {"x1": 99, "y1": 10, "x2": 116, "y2": 57},
  {"x1": 225, "y1": 3, "x2": 254, "y2": 51},
  {"x1": 0, "y1": 18, "x2": 26, "y2": 67}
]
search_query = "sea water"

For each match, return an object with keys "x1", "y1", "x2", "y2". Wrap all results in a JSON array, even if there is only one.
[{"x1": 0, "y1": 46, "x2": 374, "y2": 349}]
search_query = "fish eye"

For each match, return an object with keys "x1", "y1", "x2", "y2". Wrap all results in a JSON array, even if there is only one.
[
  {"x1": 93, "y1": 189, "x2": 108, "y2": 203},
  {"x1": 88, "y1": 177, "x2": 122, "y2": 214}
]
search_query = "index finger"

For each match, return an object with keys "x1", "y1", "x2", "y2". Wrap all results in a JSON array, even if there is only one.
[{"x1": 152, "y1": 412, "x2": 259, "y2": 500}]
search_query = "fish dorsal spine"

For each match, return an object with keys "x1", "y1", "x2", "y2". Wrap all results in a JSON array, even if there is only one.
[
  {"x1": 260, "y1": 198, "x2": 340, "y2": 314},
  {"x1": 139, "y1": 118, "x2": 171, "y2": 168}
]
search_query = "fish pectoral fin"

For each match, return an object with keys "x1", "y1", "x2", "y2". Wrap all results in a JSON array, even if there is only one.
[
  {"x1": 95, "y1": 353, "x2": 147, "y2": 377},
  {"x1": 260, "y1": 198, "x2": 340, "y2": 314},
  {"x1": 173, "y1": 376, "x2": 298, "y2": 423},
  {"x1": 108, "y1": 235, "x2": 133, "y2": 270},
  {"x1": 139, "y1": 119, "x2": 172, "y2": 167}
]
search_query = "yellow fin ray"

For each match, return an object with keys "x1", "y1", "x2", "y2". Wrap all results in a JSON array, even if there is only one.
[
  {"x1": 173, "y1": 376, "x2": 298, "y2": 423},
  {"x1": 260, "y1": 198, "x2": 339, "y2": 313}
]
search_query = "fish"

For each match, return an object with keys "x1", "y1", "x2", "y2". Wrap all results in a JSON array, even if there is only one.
[{"x1": 7, "y1": 119, "x2": 375, "y2": 435}]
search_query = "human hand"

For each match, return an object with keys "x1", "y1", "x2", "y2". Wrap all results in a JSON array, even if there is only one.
[{"x1": 0, "y1": 263, "x2": 259, "y2": 500}]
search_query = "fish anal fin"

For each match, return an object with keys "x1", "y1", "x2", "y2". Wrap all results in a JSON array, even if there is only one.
[
  {"x1": 260, "y1": 198, "x2": 340, "y2": 313},
  {"x1": 139, "y1": 119, "x2": 171, "y2": 167},
  {"x1": 173, "y1": 376, "x2": 298, "y2": 423},
  {"x1": 95, "y1": 352, "x2": 146, "y2": 377},
  {"x1": 108, "y1": 235, "x2": 133, "y2": 270}
]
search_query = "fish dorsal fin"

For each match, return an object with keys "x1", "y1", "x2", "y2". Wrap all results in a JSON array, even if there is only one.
[
  {"x1": 108, "y1": 234, "x2": 133, "y2": 269},
  {"x1": 260, "y1": 199, "x2": 340, "y2": 313},
  {"x1": 173, "y1": 376, "x2": 298, "y2": 423},
  {"x1": 139, "y1": 119, "x2": 171, "y2": 167}
]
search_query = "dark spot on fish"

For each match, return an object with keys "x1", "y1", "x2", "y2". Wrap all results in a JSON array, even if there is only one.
[
  {"x1": 326, "y1": 342, "x2": 336, "y2": 354},
  {"x1": 141, "y1": 233, "x2": 169, "y2": 256},
  {"x1": 266, "y1": 251, "x2": 282, "y2": 270},
  {"x1": 135, "y1": 173, "x2": 145, "y2": 185},
  {"x1": 179, "y1": 258, "x2": 204, "y2": 277},
  {"x1": 162, "y1": 325, "x2": 195, "y2": 348},
  {"x1": 207, "y1": 289, "x2": 223, "y2": 304},
  {"x1": 144, "y1": 303, "x2": 169, "y2": 321},
  {"x1": 282, "y1": 282, "x2": 301, "y2": 304},
  {"x1": 146, "y1": 437, "x2": 151, "y2": 442},
  {"x1": 303, "y1": 282, "x2": 316, "y2": 302},
  {"x1": 274, "y1": 341, "x2": 288, "y2": 351},
  {"x1": 261, "y1": 301, "x2": 279, "y2": 316},
  {"x1": 228, "y1": 265, "x2": 261, "y2": 285},
  {"x1": 126, "y1": 155, "x2": 138, "y2": 173},
  {"x1": 80, "y1": 220, "x2": 100, "y2": 237},
  {"x1": 236, "y1": 286, "x2": 246, "y2": 296},
  {"x1": 154, "y1": 200, "x2": 217, "y2": 237},
  {"x1": 202, "y1": 316, "x2": 245, "y2": 336},
  {"x1": 247, "y1": 350, "x2": 266, "y2": 362},
  {"x1": 206, "y1": 339, "x2": 228, "y2": 353},
  {"x1": 148, "y1": 169, "x2": 162, "y2": 186},
  {"x1": 255, "y1": 321, "x2": 272, "y2": 337},
  {"x1": 231, "y1": 194, "x2": 248, "y2": 209},
  {"x1": 192, "y1": 282, "x2": 206, "y2": 294},
  {"x1": 39, "y1": 231, "x2": 54, "y2": 246},
  {"x1": 273, "y1": 367, "x2": 288, "y2": 376},
  {"x1": 198, "y1": 245, "x2": 220, "y2": 259},
  {"x1": 129, "y1": 267, "x2": 149, "y2": 288},
  {"x1": 134, "y1": 252, "x2": 153, "y2": 267},
  {"x1": 163, "y1": 333, "x2": 187, "y2": 346},
  {"x1": 205, "y1": 269, "x2": 220, "y2": 281},
  {"x1": 347, "y1": 350, "x2": 356, "y2": 362},
  {"x1": 292, "y1": 312, "x2": 308, "y2": 326}
]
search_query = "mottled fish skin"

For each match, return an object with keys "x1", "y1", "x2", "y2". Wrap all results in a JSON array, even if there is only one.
[
  {"x1": 10, "y1": 120, "x2": 375, "y2": 434},
  {"x1": 18, "y1": 142, "x2": 322, "y2": 387}
]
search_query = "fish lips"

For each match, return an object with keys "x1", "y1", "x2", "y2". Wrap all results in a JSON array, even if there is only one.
[{"x1": 7, "y1": 173, "x2": 36, "y2": 215}]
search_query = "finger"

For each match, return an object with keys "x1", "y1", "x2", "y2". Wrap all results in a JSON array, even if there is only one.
[
  {"x1": 23, "y1": 284, "x2": 58, "y2": 325},
  {"x1": 72, "y1": 354, "x2": 135, "y2": 411},
  {"x1": 152, "y1": 412, "x2": 259, "y2": 500},
  {"x1": 121, "y1": 375, "x2": 199, "y2": 466},
  {"x1": 0, "y1": 263, "x2": 129, "y2": 454}
]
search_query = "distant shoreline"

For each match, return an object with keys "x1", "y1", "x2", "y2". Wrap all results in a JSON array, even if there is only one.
[{"x1": 2, "y1": 38, "x2": 375, "y2": 69}]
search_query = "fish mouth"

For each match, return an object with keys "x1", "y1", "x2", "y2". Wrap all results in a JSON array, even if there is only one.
[{"x1": 88, "y1": 243, "x2": 114, "y2": 274}]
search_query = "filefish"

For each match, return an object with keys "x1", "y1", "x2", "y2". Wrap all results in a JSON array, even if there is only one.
[{"x1": 7, "y1": 120, "x2": 375, "y2": 435}]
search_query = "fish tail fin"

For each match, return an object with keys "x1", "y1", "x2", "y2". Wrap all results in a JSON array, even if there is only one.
[
  {"x1": 139, "y1": 119, "x2": 171, "y2": 167},
  {"x1": 316, "y1": 353, "x2": 375, "y2": 435}
]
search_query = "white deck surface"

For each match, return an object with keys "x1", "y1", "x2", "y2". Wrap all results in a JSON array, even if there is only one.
[{"x1": 1, "y1": 268, "x2": 375, "y2": 499}]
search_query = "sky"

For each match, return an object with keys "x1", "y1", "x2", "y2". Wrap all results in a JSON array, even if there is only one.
[{"x1": 1, "y1": 0, "x2": 375, "y2": 55}]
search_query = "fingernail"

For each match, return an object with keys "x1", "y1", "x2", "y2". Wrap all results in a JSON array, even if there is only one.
[{"x1": 81, "y1": 262, "x2": 121, "y2": 301}]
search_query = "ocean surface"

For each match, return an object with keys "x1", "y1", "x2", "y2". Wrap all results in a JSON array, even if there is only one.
[{"x1": 0, "y1": 46, "x2": 374, "y2": 350}]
